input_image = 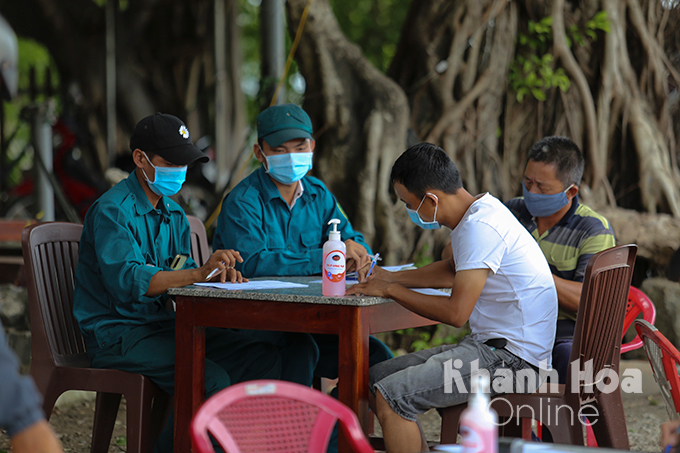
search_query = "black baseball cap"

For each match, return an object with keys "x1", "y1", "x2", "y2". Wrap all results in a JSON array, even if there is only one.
[{"x1": 130, "y1": 113, "x2": 209, "y2": 165}]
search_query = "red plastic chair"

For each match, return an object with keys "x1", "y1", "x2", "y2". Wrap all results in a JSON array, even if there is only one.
[
  {"x1": 635, "y1": 319, "x2": 680, "y2": 420},
  {"x1": 621, "y1": 286, "x2": 657, "y2": 353},
  {"x1": 190, "y1": 380, "x2": 374, "y2": 453}
]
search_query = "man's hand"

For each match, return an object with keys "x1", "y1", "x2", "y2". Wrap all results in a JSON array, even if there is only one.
[
  {"x1": 201, "y1": 249, "x2": 248, "y2": 283},
  {"x1": 11, "y1": 420, "x2": 64, "y2": 453},
  {"x1": 661, "y1": 420, "x2": 680, "y2": 450},
  {"x1": 357, "y1": 263, "x2": 391, "y2": 283},
  {"x1": 346, "y1": 278, "x2": 393, "y2": 298},
  {"x1": 345, "y1": 239, "x2": 370, "y2": 273}
]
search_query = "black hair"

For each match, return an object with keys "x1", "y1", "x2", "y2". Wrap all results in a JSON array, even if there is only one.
[
  {"x1": 527, "y1": 136, "x2": 584, "y2": 188},
  {"x1": 390, "y1": 143, "x2": 463, "y2": 198}
]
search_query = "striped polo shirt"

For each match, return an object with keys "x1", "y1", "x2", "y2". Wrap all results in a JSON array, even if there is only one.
[{"x1": 505, "y1": 195, "x2": 616, "y2": 321}]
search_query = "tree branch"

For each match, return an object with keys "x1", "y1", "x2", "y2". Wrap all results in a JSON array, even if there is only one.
[{"x1": 551, "y1": 0, "x2": 601, "y2": 188}]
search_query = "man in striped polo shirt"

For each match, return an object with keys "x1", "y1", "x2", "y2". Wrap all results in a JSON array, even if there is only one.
[{"x1": 505, "y1": 136, "x2": 615, "y2": 384}]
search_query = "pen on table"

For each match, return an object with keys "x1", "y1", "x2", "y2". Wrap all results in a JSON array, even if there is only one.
[
  {"x1": 206, "y1": 262, "x2": 232, "y2": 281},
  {"x1": 366, "y1": 253, "x2": 380, "y2": 278},
  {"x1": 664, "y1": 425, "x2": 680, "y2": 453}
]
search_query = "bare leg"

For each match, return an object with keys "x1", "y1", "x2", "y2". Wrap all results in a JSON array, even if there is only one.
[{"x1": 375, "y1": 390, "x2": 428, "y2": 453}]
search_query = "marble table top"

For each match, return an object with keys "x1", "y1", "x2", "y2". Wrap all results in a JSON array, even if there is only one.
[{"x1": 167, "y1": 275, "x2": 390, "y2": 306}]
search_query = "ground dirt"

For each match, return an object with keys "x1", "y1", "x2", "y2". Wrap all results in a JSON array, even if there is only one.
[{"x1": 0, "y1": 360, "x2": 669, "y2": 452}]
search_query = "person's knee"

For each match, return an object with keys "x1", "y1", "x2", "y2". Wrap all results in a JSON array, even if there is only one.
[
  {"x1": 375, "y1": 389, "x2": 395, "y2": 420},
  {"x1": 254, "y1": 343, "x2": 282, "y2": 379},
  {"x1": 294, "y1": 333, "x2": 320, "y2": 364}
]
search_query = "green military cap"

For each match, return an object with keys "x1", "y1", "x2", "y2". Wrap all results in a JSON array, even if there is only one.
[{"x1": 257, "y1": 104, "x2": 313, "y2": 148}]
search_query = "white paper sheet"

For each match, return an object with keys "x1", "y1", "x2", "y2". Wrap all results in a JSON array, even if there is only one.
[{"x1": 194, "y1": 280, "x2": 308, "y2": 290}]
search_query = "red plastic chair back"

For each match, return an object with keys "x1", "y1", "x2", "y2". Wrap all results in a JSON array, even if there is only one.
[
  {"x1": 635, "y1": 319, "x2": 680, "y2": 420},
  {"x1": 190, "y1": 380, "x2": 374, "y2": 453},
  {"x1": 621, "y1": 287, "x2": 657, "y2": 353}
]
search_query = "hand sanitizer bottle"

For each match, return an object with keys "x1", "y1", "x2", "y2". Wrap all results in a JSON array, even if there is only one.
[
  {"x1": 460, "y1": 375, "x2": 497, "y2": 453},
  {"x1": 322, "y1": 219, "x2": 346, "y2": 296}
]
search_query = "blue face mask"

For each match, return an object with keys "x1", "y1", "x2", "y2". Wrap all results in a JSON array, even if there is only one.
[
  {"x1": 522, "y1": 181, "x2": 574, "y2": 217},
  {"x1": 142, "y1": 152, "x2": 187, "y2": 197},
  {"x1": 264, "y1": 151, "x2": 313, "y2": 185},
  {"x1": 406, "y1": 193, "x2": 441, "y2": 230}
]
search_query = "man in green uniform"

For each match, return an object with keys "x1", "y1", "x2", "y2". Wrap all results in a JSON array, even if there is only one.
[{"x1": 73, "y1": 113, "x2": 281, "y2": 452}]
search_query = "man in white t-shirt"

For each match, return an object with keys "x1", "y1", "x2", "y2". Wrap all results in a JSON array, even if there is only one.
[{"x1": 347, "y1": 143, "x2": 557, "y2": 453}]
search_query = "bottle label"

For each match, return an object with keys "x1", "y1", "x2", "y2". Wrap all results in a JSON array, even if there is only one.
[
  {"x1": 323, "y1": 250, "x2": 346, "y2": 282},
  {"x1": 460, "y1": 421, "x2": 496, "y2": 453}
]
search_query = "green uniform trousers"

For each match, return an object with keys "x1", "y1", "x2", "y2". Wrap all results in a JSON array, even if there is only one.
[{"x1": 88, "y1": 321, "x2": 282, "y2": 452}]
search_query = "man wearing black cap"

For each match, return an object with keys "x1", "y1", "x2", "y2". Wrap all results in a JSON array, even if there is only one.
[{"x1": 73, "y1": 113, "x2": 282, "y2": 452}]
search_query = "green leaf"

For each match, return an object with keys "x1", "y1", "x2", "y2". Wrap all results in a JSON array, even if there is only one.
[
  {"x1": 532, "y1": 88, "x2": 547, "y2": 101},
  {"x1": 526, "y1": 71, "x2": 537, "y2": 86},
  {"x1": 115, "y1": 437, "x2": 127, "y2": 446},
  {"x1": 555, "y1": 76, "x2": 571, "y2": 92},
  {"x1": 540, "y1": 16, "x2": 554, "y2": 26},
  {"x1": 540, "y1": 66, "x2": 554, "y2": 79},
  {"x1": 586, "y1": 30, "x2": 597, "y2": 40},
  {"x1": 517, "y1": 87, "x2": 530, "y2": 102}
]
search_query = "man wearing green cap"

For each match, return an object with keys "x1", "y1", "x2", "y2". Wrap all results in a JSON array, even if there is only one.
[{"x1": 214, "y1": 104, "x2": 393, "y2": 451}]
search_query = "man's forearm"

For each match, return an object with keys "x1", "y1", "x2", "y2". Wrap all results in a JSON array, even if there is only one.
[
  {"x1": 146, "y1": 268, "x2": 202, "y2": 296},
  {"x1": 553, "y1": 275, "x2": 582, "y2": 313},
  {"x1": 389, "y1": 259, "x2": 455, "y2": 288},
  {"x1": 11, "y1": 420, "x2": 64, "y2": 453}
]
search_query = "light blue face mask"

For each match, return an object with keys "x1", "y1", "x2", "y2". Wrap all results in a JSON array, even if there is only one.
[
  {"x1": 522, "y1": 181, "x2": 574, "y2": 217},
  {"x1": 406, "y1": 193, "x2": 441, "y2": 230},
  {"x1": 264, "y1": 151, "x2": 313, "y2": 185},
  {"x1": 142, "y1": 152, "x2": 187, "y2": 197}
]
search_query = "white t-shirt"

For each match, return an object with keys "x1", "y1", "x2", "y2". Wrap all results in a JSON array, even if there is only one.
[{"x1": 450, "y1": 193, "x2": 557, "y2": 368}]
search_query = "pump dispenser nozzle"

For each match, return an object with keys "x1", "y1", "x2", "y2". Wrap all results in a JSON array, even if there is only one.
[{"x1": 327, "y1": 219, "x2": 341, "y2": 241}]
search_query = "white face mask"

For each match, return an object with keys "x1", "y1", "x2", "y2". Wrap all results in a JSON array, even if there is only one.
[{"x1": 406, "y1": 193, "x2": 441, "y2": 230}]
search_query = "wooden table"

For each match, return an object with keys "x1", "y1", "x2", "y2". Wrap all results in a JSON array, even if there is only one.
[{"x1": 169, "y1": 276, "x2": 439, "y2": 453}]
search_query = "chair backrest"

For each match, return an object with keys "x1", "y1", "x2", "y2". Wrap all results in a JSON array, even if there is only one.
[
  {"x1": 187, "y1": 215, "x2": 211, "y2": 266},
  {"x1": 190, "y1": 380, "x2": 374, "y2": 453},
  {"x1": 621, "y1": 286, "x2": 657, "y2": 354},
  {"x1": 635, "y1": 319, "x2": 680, "y2": 420},
  {"x1": 21, "y1": 222, "x2": 88, "y2": 368},
  {"x1": 567, "y1": 244, "x2": 637, "y2": 403}
]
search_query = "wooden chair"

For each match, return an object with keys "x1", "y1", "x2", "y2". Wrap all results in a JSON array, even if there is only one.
[
  {"x1": 22, "y1": 222, "x2": 169, "y2": 453},
  {"x1": 635, "y1": 319, "x2": 680, "y2": 420},
  {"x1": 440, "y1": 244, "x2": 638, "y2": 449},
  {"x1": 190, "y1": 380, "x2": 374, "y2": 453}
]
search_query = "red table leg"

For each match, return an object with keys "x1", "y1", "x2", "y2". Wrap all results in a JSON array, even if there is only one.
[
  {"x1": 338, "y1": 306, "x2": 370, "y2": 452},
  {"x1": 175, "y1": 299, "x2": 206, "y2": 453}
]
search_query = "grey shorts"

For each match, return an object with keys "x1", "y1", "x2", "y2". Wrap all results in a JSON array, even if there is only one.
[{"x1": 369, "y1": 335, "x2": 542, "y2": 422}]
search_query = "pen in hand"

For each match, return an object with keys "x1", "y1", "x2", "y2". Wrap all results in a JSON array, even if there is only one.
[
  {"x1": 205, "y1": 262, "x2": 234, "y2": 281},
  {"x1": 366, "y1": 253, "x2": 380, "y2": 278}
]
